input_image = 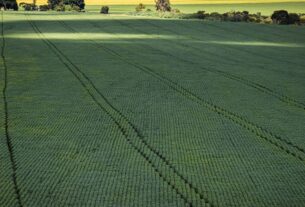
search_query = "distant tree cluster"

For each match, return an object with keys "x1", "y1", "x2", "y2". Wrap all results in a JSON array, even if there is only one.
[
  {"x1": 48, "y1": 0, "x2": 85, "y2": 11},
  {"x1": 0, "y1": 0, "x2": 18, "y2": 10}
]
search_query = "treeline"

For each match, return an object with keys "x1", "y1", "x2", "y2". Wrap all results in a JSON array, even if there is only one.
[
  {"x1": 19, "y1": 0, "x2": 85, "y2": 11},
  {"x1": 183, "y1": 10, "x2": 304, "y2": 25},
  {"x1": 101, "y1": 0, "x2": 171, "y2": 14},
  {"x1": 131, "y1": 0, "x2": 304, "y2": 25}
]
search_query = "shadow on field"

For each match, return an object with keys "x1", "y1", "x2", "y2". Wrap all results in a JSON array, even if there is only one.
[
  {"x1": 4, "y1": 14, "x2": 305, "y2": 40},
  {"x1": 3, "y1": 14, "x2": 305, "y2": 67}
]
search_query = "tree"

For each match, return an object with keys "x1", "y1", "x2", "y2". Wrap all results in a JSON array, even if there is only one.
[
  {"x1": 155, "y1": 0, "x2": 171, "y2": 12},
  {"x1": 100, "y1": 6, "x2": 109, "y2": 14},
  {"x1": 271, "y1": 10, "x2": 289, "y2": 24},
  {"x1": 0, "y1": 0, "x2": 18, "y2": 10}
]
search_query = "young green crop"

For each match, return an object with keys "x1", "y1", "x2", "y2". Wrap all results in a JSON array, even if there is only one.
[{"x1": 1, "y1": 10, "x2": 305, "y2": 207}]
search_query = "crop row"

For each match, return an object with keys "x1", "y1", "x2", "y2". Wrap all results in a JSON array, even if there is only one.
[
  {"x1": 26, "y1": 15, "x2": 214, "y2": 207},
  {"x1": 138, "y1": 19, "x2": 305, "y2": 111},
  {"x1": 62, "y1": 17, "x2": 305, "y2": 161}
]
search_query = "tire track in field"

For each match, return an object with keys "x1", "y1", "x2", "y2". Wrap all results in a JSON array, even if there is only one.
[
  {"x1": 26, "y1": 15, "x2": 213, "y2": 207},
  {"x1": 56, "y1": 17, "x2": 305, "y2": 163},
  {"x1": 1, "y1": 12, "x2": 23, "y2": 207},
  {"x1": 137, "y1": 19, "x2": 305, "y2": 110},
  {"x1": 58, "y1": 17, "x2": 257, "y2": 204},
  {"x1": 73, "y1": 20, "x2": 257, "y2": 200},
  {"x1": 111, "y1": 19, "x2": 305, "y2": 112},
  {"x1": 87, "y1": 18, "x2": 275, "y2": 194},
  {"x1": 56, "y1": 19, "x2": 215, "y2": 207},
  {"x1": 86, "y1": 20, "x2": 305, "y2": 158}
]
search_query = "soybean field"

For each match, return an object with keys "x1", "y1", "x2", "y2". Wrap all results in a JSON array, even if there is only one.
[{"x1": 1, "y1": 11, "x2": 305, "y2": 207}]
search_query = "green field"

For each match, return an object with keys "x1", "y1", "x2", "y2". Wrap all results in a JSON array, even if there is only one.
[
  {"x1": 86, "y1": 2, "x2": 305, "y2": 15},
  {"x1": 1, "y1": 9, "x2": 305, "y2": 207}
]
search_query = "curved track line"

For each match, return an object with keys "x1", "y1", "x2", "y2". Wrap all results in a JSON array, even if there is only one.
[
  {"x1": 57, "y1": 19, "x2": 214, "y2": 207},
  {"x1": 138, "y1": 19, "x2": 305, "y2": 111},
  {"x1": 57, "y1": 17, "x2": 305, "y2": 163},
  {"x1": 1, "y1": 11, "x2": 23, "y2": 207},
  {"x1": 61, "y1": 17, "x2": 262, "y2": 200},
  {"x1": 114, "y1": 19, "x2": 305, "y2": 112},
  {"x1": 27, "y1": 15, "x2": 214, "y2": 207}
]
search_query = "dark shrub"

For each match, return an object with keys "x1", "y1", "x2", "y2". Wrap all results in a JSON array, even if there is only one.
[
  {"x1": 135, "y1": 3, "x2": 145, "y2": 12},
  {"x1": 248, "y1": 13, "x2": 263, "y2": 23},
  {"x1": 63, "y1": 0, "x2": 84, "y2": 10},
  {"x1": 48, "y1": 0, "x2": 60, "y2": 10},
  {"x1": 72, "y1": 5, "x2": 81, "y2": 11},
  {"x1": 39, "y1": 4, "x2": 49, "y2": 11},
  {"x1": 155, "y1": 0, "x2": 171, "y2": 12},
  {"x1": 55, "y1": 1, "x2": 65, "y2": 11},
  {"x1": 208, "y1": 12, "x2": 223, "y2": 21},
  {"x1": 196, "y1": 10, "x2": 205, "y2": 19},
  {"x1": 48, "y1": 0, "x2": 84, "y2": 11},
  {"x1": 24, "y1": 4, "x2": 31, "y2": 11},
  {"x1": 223, "y1": 11, "x2": 249, "y2": 22},
  {"x1": 21, "y1": 3, "x2": 37, "y2": 11},
  {"x1": 64, "y1": 4, "x2": 80, "y2": 11},
  {"x1": 101, "y1": 6, "x2": 109, "y2": 14},
  {"x1": 271, "y1": 10, "x2": 289, "y2": 24},
  {"x1": 223, "y1": 11, "x2": 236, "y2": 21},
  {"x1": 234, "y1": 12, "x2": 243, "y2": 22},
  {"x1": 242, "y1": 11, "x2": 249, "y2": 21},
  {"x1": 288, "y1": 13, "x2": 300, "y2": 25}
]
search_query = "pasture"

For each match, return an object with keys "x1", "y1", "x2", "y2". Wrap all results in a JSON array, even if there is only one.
[{"x1": 1, "y1": 9, "x2": 305, "y2": 207}]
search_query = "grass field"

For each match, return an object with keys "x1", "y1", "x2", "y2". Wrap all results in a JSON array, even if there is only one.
[
  {"x1": 1, "y1": 8, "x2": 305, "y2": 207},
  {"x1": 86, "y1": 2, "x2": 305, "y2": 15}
]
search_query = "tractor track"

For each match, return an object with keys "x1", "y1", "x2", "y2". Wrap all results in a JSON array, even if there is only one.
[
  {"x1": 27, "y1": 15, "x2": 214, "y2": 207},
  {"x1": 110, "y1": 19, "x2": 305, "y2": 112},
  {"x1": 140, "y1": 19, "x2": 305, "y2": 109},
  {"x1": 57, "y1": 19, "x2": 215, "y2": 206},
  {"x1": 93, "y1": 18, "x2": 262, "y2": 193},
  {"x1": 1, "y1": 11, "x2": 23, "y2": 207},
  {"x1": 55, "y1": 17, "x2": 305, "y2": 163}
]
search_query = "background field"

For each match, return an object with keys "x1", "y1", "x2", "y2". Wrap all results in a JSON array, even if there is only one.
[
  {"x1": 86, "y1": 2, "x2": 305, "y2": 14},
  {"x1": 1, "y1": 8, "x2": 305, "y2": 207}
]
